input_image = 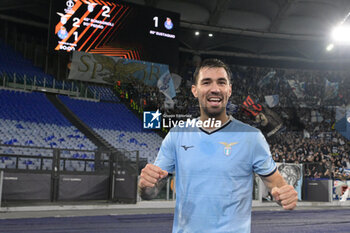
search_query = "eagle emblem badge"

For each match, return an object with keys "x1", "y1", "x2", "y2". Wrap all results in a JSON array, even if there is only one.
[{"x1": 219, "y1": 142, "x2": 238, "y2": 156}]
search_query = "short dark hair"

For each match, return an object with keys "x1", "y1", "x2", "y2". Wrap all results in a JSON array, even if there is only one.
[{"x1": 193, "y1": 58, "x2": 232, "y2": 84}]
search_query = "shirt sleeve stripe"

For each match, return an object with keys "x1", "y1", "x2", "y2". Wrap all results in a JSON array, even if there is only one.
[{"x1": 258, "y1": 166, "x2": 277, "y2": 177}]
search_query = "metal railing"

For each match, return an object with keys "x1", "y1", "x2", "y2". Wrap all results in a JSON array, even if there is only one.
[{"x1": 0, "y1": 72, "x2": 101, "y2": 101}]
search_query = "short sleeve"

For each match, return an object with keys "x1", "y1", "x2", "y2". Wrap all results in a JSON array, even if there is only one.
[
  {"x1": 252, "y1": 131, "x2": 277, "y2": 176},
  {"x1": 154, "y1": 130, "x2": 176, "y2": 173}
]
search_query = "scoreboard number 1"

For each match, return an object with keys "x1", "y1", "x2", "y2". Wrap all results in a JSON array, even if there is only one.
[
  {"x1": 73, "y1": 31, "x2": 78, "y2": 41},
  {"x1": 153, "y1": 16, "x2": 158, "y2": 27}
]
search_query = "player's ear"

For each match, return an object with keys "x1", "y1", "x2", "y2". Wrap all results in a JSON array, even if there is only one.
[{"x1": 191, "y1": 85, "x2": 198, "y2": 98}]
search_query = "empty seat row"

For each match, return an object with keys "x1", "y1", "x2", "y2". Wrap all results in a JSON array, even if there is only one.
[
  {"x1": 59, "y1": 96, "x2": 163, "y2": 162},
  {"x1": 87, "y1": 85, "x2": 120, "y2": 102}
]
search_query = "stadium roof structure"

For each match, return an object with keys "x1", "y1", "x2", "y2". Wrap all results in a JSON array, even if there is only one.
[{"x1": 1, "y1": 0, "x2": 350, "y2": 68}]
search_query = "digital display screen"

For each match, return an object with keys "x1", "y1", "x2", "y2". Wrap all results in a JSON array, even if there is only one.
[{"x1": 50, "y1": 0, "x2": 179, "y2": 68}]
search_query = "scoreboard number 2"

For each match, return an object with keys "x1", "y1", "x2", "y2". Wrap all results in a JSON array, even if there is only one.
[
  {"x1": 102, "y1": 6, "x2": 110, "y2": 17},
  {"x1": 73, "y1": 17, "x2": 80, "y2": 27}
]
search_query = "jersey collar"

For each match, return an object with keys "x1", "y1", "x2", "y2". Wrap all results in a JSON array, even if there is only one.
[{"x1": 199, "y1": 115, "x2": 233, "y2": 135}]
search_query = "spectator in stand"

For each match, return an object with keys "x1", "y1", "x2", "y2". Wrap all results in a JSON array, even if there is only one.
[{"x1": 121, "y1": 61, "x2": 350, "y2": 178}]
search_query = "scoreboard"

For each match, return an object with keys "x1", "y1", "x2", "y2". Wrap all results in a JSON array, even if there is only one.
[{"x1": 50, "y1": 0, "x2": 179, "y2": 68}]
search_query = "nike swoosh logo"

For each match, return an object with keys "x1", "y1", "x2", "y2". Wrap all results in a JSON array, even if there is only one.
[{"x1": 181, "y1": 145, "x2": 194, "y2": 151}]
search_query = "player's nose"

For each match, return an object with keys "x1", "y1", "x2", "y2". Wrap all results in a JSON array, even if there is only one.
[{"x1": 209, "y1": 82, "x2": 220, "y2": 94}]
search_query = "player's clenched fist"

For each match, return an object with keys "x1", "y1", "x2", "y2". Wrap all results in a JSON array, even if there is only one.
[
  {"x1": 271, "y1": 185, "x2": 298, "y2": 210},
  {"x1": 138, "y1": 164, "x2": 168, "y2": 189}
]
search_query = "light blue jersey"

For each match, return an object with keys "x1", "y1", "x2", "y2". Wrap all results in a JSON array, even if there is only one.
[{"x1": 154, "y1": 117, "x2": 276, "y2": 233}]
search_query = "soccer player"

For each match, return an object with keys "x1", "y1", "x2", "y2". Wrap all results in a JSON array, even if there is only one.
[{"x1": 138, "y1": 58, "x2": 298, "y2": 233}]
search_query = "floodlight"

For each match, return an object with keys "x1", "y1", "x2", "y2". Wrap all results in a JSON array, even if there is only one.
[
  {"x1": 326, "y1": 43, "x2": 334, "y2": 51},
  {"x1": 332, "y1": 25, "x2": 350, "y2": 43}
]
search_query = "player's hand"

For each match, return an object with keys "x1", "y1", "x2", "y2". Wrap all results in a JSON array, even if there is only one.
[
  {"x1": 138, "y1": 164, "x2": 168, "y2": 189},
  {"x1": 271, "y1": 185, "x2": 298, "y2": 210}
]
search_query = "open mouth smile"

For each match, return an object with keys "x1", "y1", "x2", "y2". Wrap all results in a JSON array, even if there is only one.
[{"x1": 207, "y1": 96, "x2": 223, "y2": 106}]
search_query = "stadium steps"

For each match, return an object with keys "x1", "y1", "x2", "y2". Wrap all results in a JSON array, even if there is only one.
[
  {"x1": 46, "y1": 94, "x2": 138, "y2": 174},
  {"x1": 45, "y1": 93, "x2": 112, "y2": 151}
]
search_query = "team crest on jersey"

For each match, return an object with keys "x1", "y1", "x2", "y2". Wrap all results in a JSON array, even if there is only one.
[{"x1": 219, "y1": 142, "x2": 238, "y2": 156}]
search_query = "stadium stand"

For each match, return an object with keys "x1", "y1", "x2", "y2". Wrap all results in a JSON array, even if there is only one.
[
  {"x1": 113, "y1": 64, "x2": 350, "y2": 180},
  {"x1": 0, "y1": 89, "x2": 97, "y2": 171},
  {"x1": 87, "y1": 85, "x2": 120, "y2": 102},
  {"x1": 58, "y1": 95, "x2": 161, "y2": 163},
  {"x1": 0, "y1": 40, "x2": 72, "y2": 90}
]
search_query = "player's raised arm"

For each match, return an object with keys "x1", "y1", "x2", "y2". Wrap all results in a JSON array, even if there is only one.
[
  {"x1": 138, "y1": 164, "x2": 169, "y2": 200},
  {"x1": 260, "y1": 170, "x2": 298, "y2": 210}
]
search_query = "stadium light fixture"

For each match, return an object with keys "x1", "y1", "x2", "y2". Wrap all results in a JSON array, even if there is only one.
[
  {"x1": 195, "y1": 31, "x2": 200, "y2": 36},
  {"x1": 208, "y1": 33, "x2": 213, "y2": 37},
  {"x1": 326, "y1": 43, "x2": 334, "y2": 51},
  {"x1": 331, "y1": 11, "x2": 350, "y2": 44},
  {"x1": 331, "y1": 25, "x2": 350, "y2": 43}
]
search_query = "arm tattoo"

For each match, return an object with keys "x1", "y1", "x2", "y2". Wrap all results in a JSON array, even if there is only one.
[{"x1": 139, "y1": 177, "x2": 168, "y2": 200}]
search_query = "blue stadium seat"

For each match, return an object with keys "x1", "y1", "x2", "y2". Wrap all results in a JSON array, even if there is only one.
[
  {"x1": 0, "y1": 40, "x2": 73, "y2": 90},
  {"x1": 0, "y1": 89, "x2": 97, "y2": 171},
  {"x1": 87, "y1": 85, "x2": 120, "y2": 102},
  {"x1": 59, "y1": 95, "x2": 162, "y2": 163}
]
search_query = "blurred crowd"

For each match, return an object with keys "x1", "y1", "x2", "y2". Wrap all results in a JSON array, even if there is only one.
[
  {"x1": 117, "y1": 63, "x2": 350, "y2": 179},
  {"x1": 270, "y1": 131, "x2": 349, "y2": 179}
]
